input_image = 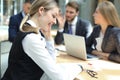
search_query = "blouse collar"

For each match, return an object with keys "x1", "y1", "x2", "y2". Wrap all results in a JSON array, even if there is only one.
[{"x1": 26, "y1": 20, "x2": 37, "y2": 28}]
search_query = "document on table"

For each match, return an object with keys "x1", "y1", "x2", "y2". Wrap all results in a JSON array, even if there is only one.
[
  {"x1": 58, "y1": 63, "x2": 83, "y2": 79},
  {"x1": 40, "y1": 63, "x2": 83, "y2": 80}
]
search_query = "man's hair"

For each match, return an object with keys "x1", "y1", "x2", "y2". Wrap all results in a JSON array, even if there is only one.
[
  {"x1": 66, "y1": 1, "x2": 80, "y2": 12},
  {"x1": 24, "y1": 0, "x2": 34, "y2": 4}
]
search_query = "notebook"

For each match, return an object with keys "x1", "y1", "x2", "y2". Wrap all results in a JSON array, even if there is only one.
[{"x1": 63, "y1": 33, "x2": 98, "y2": 60}]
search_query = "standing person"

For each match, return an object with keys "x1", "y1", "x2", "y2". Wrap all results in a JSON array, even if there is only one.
[
  {"x1": 1, "y1": 0, "x2": 82, "y2": 80},
  {"x1": 54, "y1": 1, "x2": 93, "y2": 45},
  {"x1": 86, "y1": 1, "x2": 120, "y2": 63},
  {"x1": 8, "y1": 0, "x2": 34, "y2": 42}
]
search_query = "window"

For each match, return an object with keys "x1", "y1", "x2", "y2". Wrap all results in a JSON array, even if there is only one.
[{"x1": 0, "y1": 0, "x2": 24, "y2": 26}]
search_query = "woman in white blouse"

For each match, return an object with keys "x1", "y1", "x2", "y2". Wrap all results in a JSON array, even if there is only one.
[{"x1": 1, "y1": 0, "x2": 82, "y2": 80}]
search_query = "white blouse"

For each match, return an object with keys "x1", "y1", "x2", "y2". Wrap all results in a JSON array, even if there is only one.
[
  {"x1": 22, "y1": 32, "x2": 82, "y2": 80},
  {"x1": 95, "y1": 32, "x2": 104, "y2": 51}
]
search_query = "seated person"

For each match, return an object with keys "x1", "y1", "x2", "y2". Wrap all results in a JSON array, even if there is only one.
[
  {"x1": 54, "y1": 1, "x2": 93, "y2": 45},
  {"x1": 1, "y1": 0, "x2": 83, "y2": 80},
  {"x1": 8, "y1": 0, "x2": 33, "y2": 42},
  {"x1": 86, "y1": 1, "x2": 120, "y2": 63}
]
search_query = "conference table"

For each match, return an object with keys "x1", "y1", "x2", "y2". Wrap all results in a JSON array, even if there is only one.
[{"x1": 56, "y1": 50, "x2": 120, "y2": 80}]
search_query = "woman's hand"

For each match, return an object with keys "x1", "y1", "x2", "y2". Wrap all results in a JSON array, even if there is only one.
[
  {"x1": 40, "y1": 26, "x2": 52, "y2": 41},
  {"x1": 92, "y1": 50, "x2": 110, "y2": 60}
]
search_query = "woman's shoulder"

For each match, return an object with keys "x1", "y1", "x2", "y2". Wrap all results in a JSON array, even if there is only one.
[
  {"x1": 112, "y1": 27, "x2": 120, "y2": 31},
  {"x1": 110, "y1": 27, "x2": 120, "y2": 35},
  {"x1": 24, "y1": 33, "x2": 43, "y2": 43},
  {"x1": 108, "y1": 26, "x2": 120, "y2": 39}
]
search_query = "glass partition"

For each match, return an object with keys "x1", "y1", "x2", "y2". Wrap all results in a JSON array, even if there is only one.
[{"x1": 0, "y1": 0, "x2": 24, "y2": 27}]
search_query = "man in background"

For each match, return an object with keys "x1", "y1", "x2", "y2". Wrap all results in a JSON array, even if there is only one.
[
  {"x1": 8, "y1": 0, "x2": 34, "y2": 42},
  {"x1": 55, "y1": 1, "x2": 93, "y2": 45}
]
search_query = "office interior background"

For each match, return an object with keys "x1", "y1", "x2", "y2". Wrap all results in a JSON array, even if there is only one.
[
  {"x1": 0, "y1": 0, "x2": 120, "y2": 27},
  {"x1": 0, "y1": 0, "x2": 120, "y2": 78}
]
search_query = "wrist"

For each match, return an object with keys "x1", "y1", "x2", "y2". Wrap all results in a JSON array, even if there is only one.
[
  {"x1": 46, "y1": 37, "x2": 52, "y2": 41},
  {"x1": 58, "y1": 26, "x2": 63, "y2": 29},
  {"x1": 103, "y1": 53, "x2": 109, "y2": 58},
  {"x1": 91, "y1": 50, "x2": 98, "y2": 55}
]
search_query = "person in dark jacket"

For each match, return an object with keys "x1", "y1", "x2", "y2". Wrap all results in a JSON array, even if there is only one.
[
  {"x1": 86, "y1": 1, "x2": 120, "y2": 63},
  {"x1": 54, "y1": 1, "x2": 93, "y2": 45},
  {"x1": 8, "y1": 0, "x2": 33, "y2": 42}
]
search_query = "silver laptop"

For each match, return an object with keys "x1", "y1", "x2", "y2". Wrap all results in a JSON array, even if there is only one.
[{"x1": 63, "y1": 33, "x2": 98, "y2": 60}]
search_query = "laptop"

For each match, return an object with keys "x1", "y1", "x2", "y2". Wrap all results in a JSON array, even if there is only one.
[{"x1": 63, "y1": 33, "x2": 98, "y2": 60}]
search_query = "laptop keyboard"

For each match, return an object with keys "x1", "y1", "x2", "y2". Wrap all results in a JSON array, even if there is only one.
[{"x1": 87, "y1": 54, "x2": 97, "y2": 59}]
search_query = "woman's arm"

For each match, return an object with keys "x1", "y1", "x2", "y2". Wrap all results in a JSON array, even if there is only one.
[
  {"x1": 102, "y1": 28, "x2": 120, "y2": 63},
  {"x1": 92, "y1": 50, "x2": 109, "y2": 60},
  {"x1": 22, "y1": 33, "x2": 82, "y2": 80},
  {"x1": 108, "y1": 32, "x2": 120, "y2": 63}
]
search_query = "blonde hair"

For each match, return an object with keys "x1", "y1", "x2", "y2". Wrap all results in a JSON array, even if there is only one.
[
  {"x1": 20, "y1": 0, "x2": 58, "y2": 33},
  {"x1": 98, "y1": 1, "x2": 120, "y2": 27}
]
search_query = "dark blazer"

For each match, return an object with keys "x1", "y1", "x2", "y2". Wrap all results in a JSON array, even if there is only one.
[
  {"x1": 54, "y1": 18, "x2": 91, "y2": 45},
  {"x1": 2, "y1": 31, "x2": 44, "y2": 80},
  {"x1": 86, "y1": 25, "x2": 120, "y2": 63},
  {"x1": 8, "y1": 12, "x2": 23, "y2": 42}
]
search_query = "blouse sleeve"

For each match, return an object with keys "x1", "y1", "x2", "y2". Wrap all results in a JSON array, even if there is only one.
[
  {"x1": 108, "y1": 32, "x2": 120, "y2": 63},
  {"x1": 22, "y1": 33, "x2": 82, "y2": 80},
  {"x1": 45, "y1": 40, "x2": 56, "y2": 60}
]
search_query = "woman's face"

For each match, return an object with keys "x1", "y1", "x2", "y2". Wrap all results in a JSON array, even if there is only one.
[
  {"x1": 93, "y1": 7, "x2": 106, "y2": 25},
  {"x1": 39, "y1": 7, "x2": 59, "y2": 32}
]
